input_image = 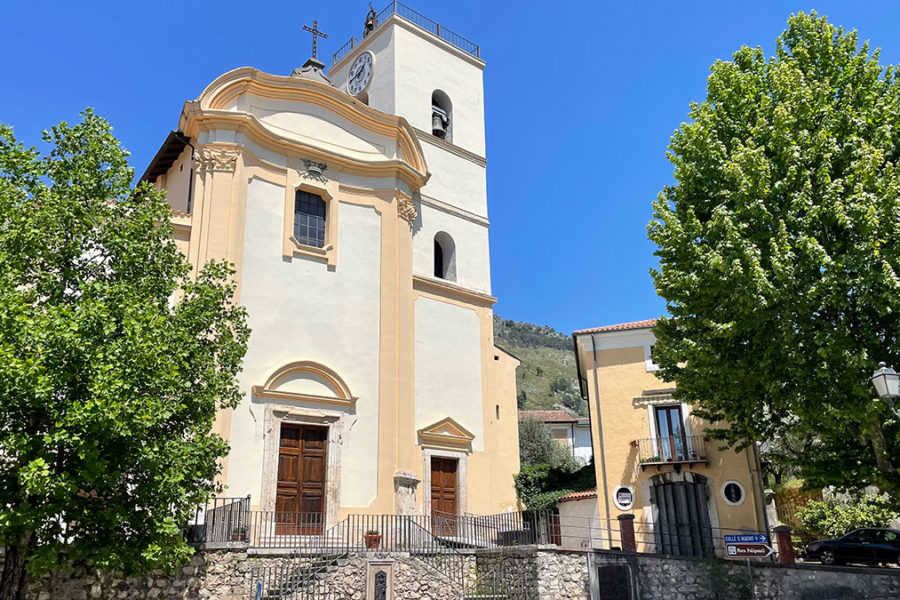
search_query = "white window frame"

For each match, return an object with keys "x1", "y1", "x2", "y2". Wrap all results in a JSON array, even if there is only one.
[{"x1": 721, "y1": 480, "x2": 746, "y2": 506}]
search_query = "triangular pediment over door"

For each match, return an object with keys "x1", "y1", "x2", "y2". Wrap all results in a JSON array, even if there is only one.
[{"x1": 417, "y1": 417, "x2": 475, "y2": 452}]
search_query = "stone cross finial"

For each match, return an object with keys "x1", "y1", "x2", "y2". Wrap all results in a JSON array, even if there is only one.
[{"x1": 302, "y1": 19, "x2": 328, "y2": 59}]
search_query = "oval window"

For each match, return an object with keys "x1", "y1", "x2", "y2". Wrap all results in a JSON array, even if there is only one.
[{"x1": 721, "y1": 481, "x2": 745, "y2": 506}]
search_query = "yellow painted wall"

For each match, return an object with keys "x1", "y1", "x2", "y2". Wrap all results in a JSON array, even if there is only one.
[{"x1": 579, "y1": 335, "x2": 765, "y2": 549}]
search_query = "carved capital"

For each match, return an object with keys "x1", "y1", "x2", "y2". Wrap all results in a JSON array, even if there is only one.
[
  {"x1": 397, "y1": 196, "x2": 417, "y2": 227},
  {"x1": 193, "y1": 144, "x2": 241, "y2": 173}
]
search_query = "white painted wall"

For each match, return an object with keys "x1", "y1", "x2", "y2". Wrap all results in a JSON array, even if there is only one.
[
  {"x1": 227, "y1": 177, "x2": 382, "y2": 507},
  {"x1": 418, "y1": 143, "x2": 486, "y2": 216},
  {"x1": 414, "y1": 297, "x2": 484, "y2": 452},
  {"x1": 574, "y1": 423, "x2": 593, "y2": 464},
  {"x1": 412, "y1": 203, "x2": 491, "y2": 295},
  {"x1": 558, "y1": 498, "x2": 604, "y2": 550},
  {"x1": 391, "y1": 23, "x2": 485, "y2": 156}
]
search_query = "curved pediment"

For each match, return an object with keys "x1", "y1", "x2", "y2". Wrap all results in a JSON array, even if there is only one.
[
  {"x1": 252, "y1": 361, "x2": 356, "y2": 408},
  {"x1": 182, "y1": 67, "x2": 428, "y2": 187}
]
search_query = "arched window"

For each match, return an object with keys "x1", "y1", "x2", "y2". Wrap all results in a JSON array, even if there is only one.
[
  {"x1": 294, "y1": 190, "x2": 327, "y2": 248},
  {"x1": 431, "y1": 90, "x2": 452, "y2": 142},
  {"x1": 433, "y1": 231, "x2": 456, "y2": 281}
]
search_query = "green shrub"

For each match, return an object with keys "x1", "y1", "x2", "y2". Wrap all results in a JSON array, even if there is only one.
[
  {"x1": 514, "y1": 461, "x2": 595, "y2": 510},
  {"x1": 795, "y1": 495, "x2": 898, "y2": 538}
]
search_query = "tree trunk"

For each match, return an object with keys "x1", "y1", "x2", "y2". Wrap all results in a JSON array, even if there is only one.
[{"x1": 0, "y1": 535, "x2": 30, "y2": 600}]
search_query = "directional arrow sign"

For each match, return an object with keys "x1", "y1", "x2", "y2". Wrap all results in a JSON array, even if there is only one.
[
  {"x1": 724, "y1": 534, "x2": 768, "y2": 544},
  {"x1": 725, "y1": 543, "x2": 775, "y2": 558}
]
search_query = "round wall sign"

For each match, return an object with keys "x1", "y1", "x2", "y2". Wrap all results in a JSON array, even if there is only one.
[{"x1": 613, "y1": 485, "x2": 635, "y2": 510}]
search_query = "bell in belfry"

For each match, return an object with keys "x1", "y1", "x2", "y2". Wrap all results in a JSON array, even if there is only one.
[{"x1": 431, "y1": 105, "x2": 449, "y2": 139}]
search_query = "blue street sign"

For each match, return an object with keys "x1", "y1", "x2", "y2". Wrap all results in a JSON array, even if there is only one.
[{"x1": 724, "y1": 533, "x2": 768, "y2": 544}]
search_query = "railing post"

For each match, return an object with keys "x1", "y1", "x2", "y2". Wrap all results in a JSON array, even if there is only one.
[
  {"x1": 617, "y1": 514, "x2": 636, "y2": 552},
  {"x1": 773, "y1": 526, "x2": 794, "y2": 563}
]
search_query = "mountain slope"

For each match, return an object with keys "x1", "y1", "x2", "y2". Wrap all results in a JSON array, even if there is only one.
[{"x1": 493, "y1": 316, "x2": 586, "y2": 416}]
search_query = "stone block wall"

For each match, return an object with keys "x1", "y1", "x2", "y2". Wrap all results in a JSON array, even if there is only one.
[
  {"x1": 590, "y1": 549, "x2": 900, "y2": 600},
  {"x1": 11, "y1": 544, "x2": 900, "y2": 599},
  {"x1": 16, "y1": 548, "x2": 476, "y2": 600}
]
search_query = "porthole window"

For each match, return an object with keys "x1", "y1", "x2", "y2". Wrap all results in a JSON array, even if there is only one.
[
  {"x1": 721, "y1": 481, "x2": 745, "y2": 506},
  {"x1": 613, "y1": 485, "x2": 635, "y2": 511}
]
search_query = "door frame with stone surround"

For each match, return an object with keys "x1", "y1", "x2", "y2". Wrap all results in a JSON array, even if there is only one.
[
  {"x1": 421, "y1": 448, "x2": 468, "y2": 519},
  {"x1": 261, "y1": 404, "x2": 345, "y2": 531}
]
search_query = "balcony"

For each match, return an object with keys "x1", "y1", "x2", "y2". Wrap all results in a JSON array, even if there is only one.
[{"x1": 636, "y1": 435, "x2": 708, "y2": 470}]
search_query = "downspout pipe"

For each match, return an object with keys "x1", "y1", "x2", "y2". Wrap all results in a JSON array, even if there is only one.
[{"x1": 590, "y1": 333, "x2": 613, "y2": 548}]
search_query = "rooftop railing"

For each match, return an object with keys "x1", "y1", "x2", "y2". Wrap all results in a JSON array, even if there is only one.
[{"x1": 332, "y1": 1, "x2": 481, "y2": 65}]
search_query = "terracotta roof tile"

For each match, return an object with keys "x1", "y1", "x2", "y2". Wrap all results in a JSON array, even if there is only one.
[
  {"x1": 558, "y1": 489, "x2": 597, "y2": 503},
  {"x1": 518, "y1": 410, "x2": 577, "y2": 423},
  {"x1": 573, "y1": 318, "x2": 658, "y2": 336}
]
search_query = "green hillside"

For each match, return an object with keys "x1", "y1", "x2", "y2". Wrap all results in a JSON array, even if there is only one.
[{"x1": 493, "y1": 316, "x2": 586, "y2": 416}]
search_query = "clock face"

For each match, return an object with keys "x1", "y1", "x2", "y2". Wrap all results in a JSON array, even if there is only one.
[{"x1": 347, "y1": 52, "x2": 373, "y2": 96}]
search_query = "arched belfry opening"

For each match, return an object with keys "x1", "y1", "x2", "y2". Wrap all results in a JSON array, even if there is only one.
[
  {"x1": 433, "y1": 231, "x2": 456, "y2": 281},
  {"x1": 431, "y1": 90, "x2": 452, "y2": 142}
]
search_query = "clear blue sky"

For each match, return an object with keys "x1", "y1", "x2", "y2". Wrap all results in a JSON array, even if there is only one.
[{"x1": 3, "y1": 1, "x2": 900, "y2": 334}]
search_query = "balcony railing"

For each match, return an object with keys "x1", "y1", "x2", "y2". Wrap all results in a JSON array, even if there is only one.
[
  {"x1": 636, "y1": 435, "x2": 708, "y2": 468},
  {"x1": 332, "y1": 1, "x2": 481, "y2": 65}
]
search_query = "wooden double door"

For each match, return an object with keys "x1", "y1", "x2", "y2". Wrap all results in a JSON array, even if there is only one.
[
  {"x1": 431, "y1": 457, "x2": 458, "y2": 537},
  {"x1": 276, "y1": 423, "x2": 327, "y2": 535}
]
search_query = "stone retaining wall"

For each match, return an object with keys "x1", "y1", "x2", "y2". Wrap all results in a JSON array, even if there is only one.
[
  {"x1": 590, "y1": 549, "x2": 900, "y2": 600},
  {"x1": 12, "y1": 545, "x2": 900, "y2": 599}
]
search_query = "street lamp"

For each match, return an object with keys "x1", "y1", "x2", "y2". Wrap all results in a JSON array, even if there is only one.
[{"x1": 871, "y1": 362, "x2": 900, "y2": 418}]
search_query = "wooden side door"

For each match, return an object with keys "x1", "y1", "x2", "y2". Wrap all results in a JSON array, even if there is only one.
[
  {"x1": 275, "y1": 423, "x2": 327, "y2": 535},
  {"x1": 430, "y1": 457, "x2": 458, "y2": 537}
]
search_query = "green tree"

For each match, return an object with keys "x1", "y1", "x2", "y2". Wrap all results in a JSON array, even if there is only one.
[
  {"x1": 649, "y1": 12, "x2": 900, "y2": 499},
  {"x1": 0, "y1": 111, "x2": 250, "y2": 599},
  {"x1": 796, "y1": 495, "x2": 899, "y2": 538},
  {"x1": 518, "y1": 417, "x2": 577, "y2": 470}
]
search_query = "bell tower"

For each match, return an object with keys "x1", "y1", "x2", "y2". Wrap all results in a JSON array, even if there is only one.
[{"x1": 329, "y1": 4, "x2": 486, "y2": 159}]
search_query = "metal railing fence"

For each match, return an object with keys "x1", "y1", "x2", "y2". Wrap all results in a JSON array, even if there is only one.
[
  {"x1": 189, "y1": 505, "x2": 776, "y2": 562},
  {"x1": 637, "y1": 435, "x2": 708, "y2": 465},
  {"x1": 332, "y1": 1, "x2": 480, "y2": 65},
  {"x1": 187, "y1": 496, "x2": 251, "y2": 544}
]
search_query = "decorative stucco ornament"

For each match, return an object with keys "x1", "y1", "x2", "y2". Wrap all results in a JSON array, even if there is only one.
[
  {"x1": 397, "y1": 196, "x2": 417, "y2": 227},
  {"x1": 301, "y1": 159, "x2": 328, "y2": 182},
  {"x1": 292, "y1": 57, "x2": 334, "y2": 86},
  {"x1": 193, "y1": 144, "x2": 241, "y2": 173}
]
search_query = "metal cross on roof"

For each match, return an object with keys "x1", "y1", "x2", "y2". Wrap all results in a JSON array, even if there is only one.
[{"x1": 302, "y1": 19, "x2": 328, "y2": 59}]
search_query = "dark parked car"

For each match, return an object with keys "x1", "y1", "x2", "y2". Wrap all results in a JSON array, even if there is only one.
[{"x1": 803, "y1": 528, "x2": 900, "y2": 566}]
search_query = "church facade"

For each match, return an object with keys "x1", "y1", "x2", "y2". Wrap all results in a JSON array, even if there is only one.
[{"x1": 143, "y1": 6, "x2": 520, "y2": 527}]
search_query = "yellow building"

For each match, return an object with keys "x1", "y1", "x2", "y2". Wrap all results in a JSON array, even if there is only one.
[
  {"x1": 572, "y1": 319, "x2": 768, "y2": 557},
  {"x1": 142, "y1": 6, "x2": 520, "y2": 529}
]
